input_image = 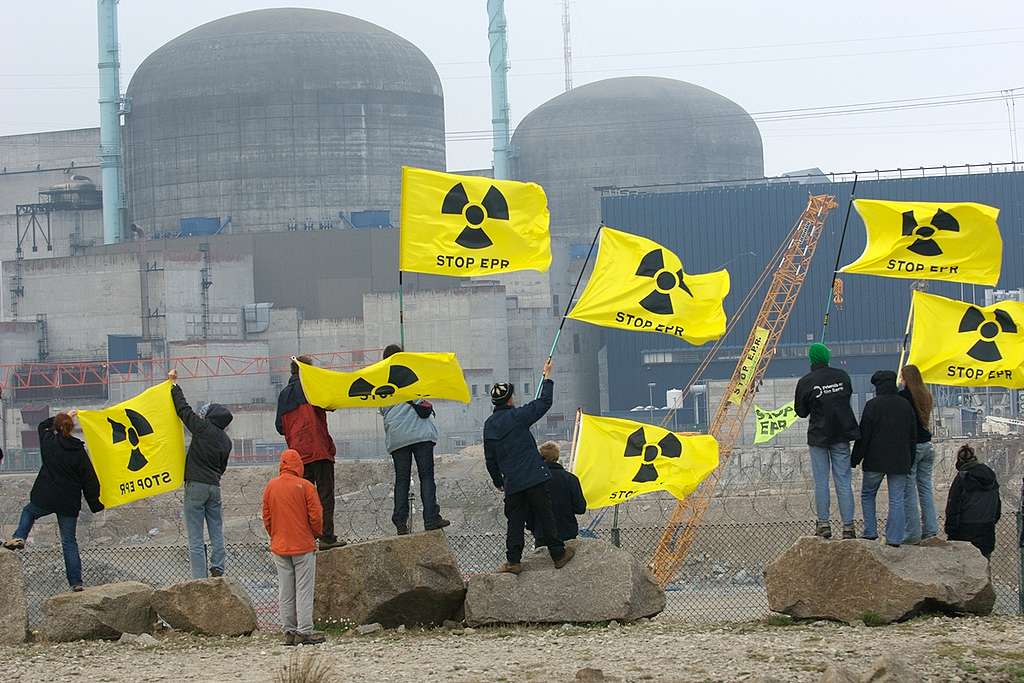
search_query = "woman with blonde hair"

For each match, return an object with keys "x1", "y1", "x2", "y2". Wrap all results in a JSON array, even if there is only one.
[{"x1": 899, "y1": 364, "x2": 937, "y2": 543}]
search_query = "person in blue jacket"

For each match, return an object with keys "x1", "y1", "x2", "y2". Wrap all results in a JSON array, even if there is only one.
[{"x1": 484, "y1": 358, "x2": 575, "y2": 574}]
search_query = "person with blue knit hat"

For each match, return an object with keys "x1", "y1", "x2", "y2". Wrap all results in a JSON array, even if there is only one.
[{"x1": 794, "y1": 342, "x2": 861, "y2": 539}]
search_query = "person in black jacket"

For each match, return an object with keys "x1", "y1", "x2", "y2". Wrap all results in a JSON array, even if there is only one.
[
  {"x1": 794, "y1": 343, "x2": 861, "y2": 539},
  {"x1": 527, "y1": 441, "x2": 586, "y2": 544},
  {"x1": 852, "y1": 370, "x2": 916, "y2": 547},
  {"x1": 3, "y1": 412, "x2": 102, "y2": 590},
  {"x1": 945, "y1": 444, "x2": 1001, "y2": 558},
  {"x1": 169, "y1": 370, "x2": 233, "y2": 578},
  {"x1": 484, "y1": 358, "x2": 575, "y2": 574}
]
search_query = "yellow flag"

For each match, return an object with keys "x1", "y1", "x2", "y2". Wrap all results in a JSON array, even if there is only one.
[
  {"x1": 729, "y1": 326, "x2": 770, "y2": 405},
  {"x1": 399, "y1": 166, "x2": 551, "y2": 276},
  {"x1": 753, "y1": 402, "x2": 799, "y2": 444},
  {"x1": 567, "y1": 227, "x2": 730, "y2": 345},
  {"x1": 573, "y1": 413, "x2": 719, "y2": 509},
  {"x1": 907, "y1": 290, "x2": 1024, "y2": 388},
  {"x1": 298, "y1": 352, "x2": 470, "y2": 409},
  {"x1": 78, "y1": 381, "x2": 185, "y2": 509},
  {"x1": 840, "y1": 199, "x2": 1001, "y2": 286}
]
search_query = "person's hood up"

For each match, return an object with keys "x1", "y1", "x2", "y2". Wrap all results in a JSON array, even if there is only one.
[
  {"x1": 279, "y1": 448, "x2": 304, "y2": 477},
  {"x1": 962, "y1": 462, "x2": 999, "y2": 492},
  {"x1": 870, "y1": 370, "x2": 898, "y2": 395},
  {"x1": 202, "y1": 403, "x2": 233, "y2": 430}
]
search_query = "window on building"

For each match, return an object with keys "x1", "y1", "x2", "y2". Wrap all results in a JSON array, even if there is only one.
[
  {"x1": 552, "y1": 294, "x2": 560, "y2": 316},
  {"x1": 484, "y1": 384, "x2": 491, "y2": 395},
  {"x1": 573, "y1": 333, "x2": 581, "y2": 354},
  {"x1": 642, "y1": 351, "x2": 672, "y2": 365},
  {"x1": 523, "y1": 382, "x2": 531, "y2": 396},
  {"x1": 471, "y1": 384, "x2": 478, "y2": 397}
]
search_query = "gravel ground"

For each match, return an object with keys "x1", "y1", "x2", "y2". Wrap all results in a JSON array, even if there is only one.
[{"x1": 4, "y1": 616, "x2": 1024, "y2": 682}]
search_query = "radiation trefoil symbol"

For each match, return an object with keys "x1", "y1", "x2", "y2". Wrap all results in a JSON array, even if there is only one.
[
  {"x1": 902, "y1": 209, "x2": 959, "y2": 257},
  {"x1": 635, "y1": 249, "x2": 693, "y2": 315},
  {"x1": 623, "y1": 427, "x2": 682, "y2": 483},
  {"x1": 349, "y1": 365, "x2": 419, "y2": 400},
  {"x1": 108, "y1": 409, "x2": 154, "y2": 472},
  {"x1": 441, "y1": 182, "x2": 509, "y2": 249},
  {"x1": 958, "y1": 306, "x2": 1017, "y2": 362}
]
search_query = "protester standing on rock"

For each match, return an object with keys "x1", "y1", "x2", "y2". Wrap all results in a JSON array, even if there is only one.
[
  {"x1": 484, "y1": 358, "x2": 575, "y2": 574},
  {"x1": 379, "y1": 344, "x2": 451, "y2": 536},
  {"x1": 168, "y1": 370, "x2": 233, "y2": 579},
  {"x1": 276, "y1": 356, "x2": 344, "y2": 550},
  {"x1": 852, "y1": 370, "x2": 916, "y2": 547},
  {"x1": 899, "y1": 364, "x2": 938, "y2": 545},
  {"x1": 262, "y1": 448, "x2": 326, "y2": 646},
  {"x1": 945, "y1": 444, "x2": 1001, "y2": 558},
  {"x1": 527, "y1": 441, "x2": 586, "y2": 545},
  {"x1": 3, "y1": 412, "x2": 103, "y2": 591},
  {"x1": 794, "y1": 343, "x2": 861, "y2": 539}
]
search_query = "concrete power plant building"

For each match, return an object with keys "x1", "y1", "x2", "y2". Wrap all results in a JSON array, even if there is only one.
[
  {"x1": 124, "y1": 9, "x2": 446, "y2": 236},
  {"x1": 0, "y1": 9, "x2": 770, "y2": 461}
]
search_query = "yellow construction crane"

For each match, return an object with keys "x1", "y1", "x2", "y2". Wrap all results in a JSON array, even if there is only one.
[{"x1": 649, "y1": 193, "x2": 839, "y2": 586}]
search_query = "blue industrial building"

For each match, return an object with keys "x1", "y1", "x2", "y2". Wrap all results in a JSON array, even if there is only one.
[{"x1": 599, "y1": 169, "x2": 1024, "y2": 415}]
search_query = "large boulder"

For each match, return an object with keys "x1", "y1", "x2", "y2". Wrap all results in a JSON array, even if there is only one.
[
  {"x1": 0, "y1": 550, "x2": 28, "y2": 644},
  {"x1": 765, "y1": 536, "x2": 994, "y2": 625},
  {"x1": 42, "y1": 581, "x2": 156, "y2": 641},
  {"x1": 314, "y1": 530, "x2": 465, "y2": 628},
  {"x1": 464, "y1": 539, "x2": 665, "y2": 626},
  {"x1": 153, "y1": 577, "x2": 257, "y2": 636}
]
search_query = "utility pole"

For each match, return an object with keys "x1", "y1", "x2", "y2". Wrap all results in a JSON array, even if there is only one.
[{"x1": 561, "y1": 0, "x2": 573, "y2": 92}]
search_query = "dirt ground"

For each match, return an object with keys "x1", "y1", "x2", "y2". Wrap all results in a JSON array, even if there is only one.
[{"x1": 4, "y1": 615, "x2": 1024, "y2": 683}]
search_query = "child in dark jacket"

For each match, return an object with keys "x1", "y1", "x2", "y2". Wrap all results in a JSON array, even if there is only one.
[
  {"x1": 527, "y1": 441, "x2": 586, "y2": 544},
  {"x1": 169, "y1": 370, "x2": 233, "y2": 578},
  {"x1": 945, "y1": 444, "x2": 1001, "y2": 558},
  {"x1": 3, "y1": 412, "x2": 102, "y2": 590},
  {"x1": 484, "y1": 358, "x2": 575, "y2": 574}
]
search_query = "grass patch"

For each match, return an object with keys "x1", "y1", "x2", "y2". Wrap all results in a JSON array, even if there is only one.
[
  {"x1": 860, "y1": 611, "x2": 888, "y2": 627},
  {"x1": 275, "y1": 653, "x2": 333, "y2": 683},
  {"x1": 1002, "y1": 664, "x2": 1024, "y2": 683},
  {"x1": 765, "y1": 614, "x2": 796, "y2": 627}
]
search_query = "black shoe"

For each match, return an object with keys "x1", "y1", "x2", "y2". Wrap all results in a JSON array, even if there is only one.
[
  {"x1": 295, "y1": 630, "x2": 326, "y2": 645},
  {"x1": 841, "y1": 526, "x2": 856, "y2": 540},
  {"x1": 886, "y1": 543, "x2": 901, "y2": 548},
  {"x1": 814, "y1": 524, "x2": 832, "y2": 540},
  {"x1": 395, "y1": 525, "x2": 410, "y2": 536},
  {"x1": 425, "y1": 518, "x2": 451, "y2": 531},
  {"x1": 209, "y1": 567, "x2": 224, "y2": 578},
  {"x1": 283, "y1": 631, "x2": 298, "y2": 646}
]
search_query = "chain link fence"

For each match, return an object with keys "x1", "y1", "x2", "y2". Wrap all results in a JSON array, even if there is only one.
[{"x1": 15, "y1": 514, "x2": 1021, "y2": 631}]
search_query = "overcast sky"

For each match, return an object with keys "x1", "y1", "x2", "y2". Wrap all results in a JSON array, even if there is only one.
[{"x1": 3, "y1": 1, "x2": 1023, "y2": 175}]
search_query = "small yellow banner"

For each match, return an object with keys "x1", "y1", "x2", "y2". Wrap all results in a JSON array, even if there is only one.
[
  {"x1": 78, "y1": 381, "x2": 186, "y2": 509},
  {"x1": 729, "y1": 326, "x2": 770, "y2": 405},
  {"x1": 753, "y1": 401, "x2": 799, "y2": 444},
  {"x1": 573, "y1": 413, "x2": 719, "y2": 509},
  {"x1": 298, "y1": 352, "x2": 471, "y2": 409}
]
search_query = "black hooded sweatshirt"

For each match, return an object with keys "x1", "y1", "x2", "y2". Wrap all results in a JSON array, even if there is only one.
[
  {"x1": 794, "y1": 363, "x2": 860, "y2": 447},
  {"x1": 852, "y1": 370, "x2": 916, "y2": 474},
  {"x1": 31, "y1": 417, "x2": 102, "y2": 516},
  {"x1": 171, "y1": 384, "x2": 233, "y2": 486},
  {"x1": 945, "y1": 461, "x2": 1001, "y2": 557}
]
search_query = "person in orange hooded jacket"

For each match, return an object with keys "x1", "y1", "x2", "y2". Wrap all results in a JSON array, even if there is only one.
[{"x1": 262, "y1": 449, "x2": 325, "y2": 645}]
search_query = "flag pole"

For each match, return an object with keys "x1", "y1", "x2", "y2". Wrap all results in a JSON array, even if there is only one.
[
  {"x1": 534, "y1": 224, "x2": 602, "y2": 398},
  {"x1": 820, "y1": 174, "x2": 859, "y2": 342},
  {"x1": 568, "y1": 408, "x2": 582, "y2": 473},
  {"x1": 896, "y1": 292, "x2": 915, "y2": 373},
  {"x1": 399, "y1": 270, "x2": 406, "y2": 349}
]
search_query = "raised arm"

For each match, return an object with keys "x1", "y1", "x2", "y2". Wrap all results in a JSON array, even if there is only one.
[{"x1": 170, "y1": 383, "x2": 207, "y2": 435}]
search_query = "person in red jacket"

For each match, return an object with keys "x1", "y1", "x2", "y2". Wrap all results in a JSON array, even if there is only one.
[
  {"x1": 262, "y1": 449, "x2": 325, "y2": 646},
  {"x1": 275, "y1": 355, "x2": 344, "y2": 549}
]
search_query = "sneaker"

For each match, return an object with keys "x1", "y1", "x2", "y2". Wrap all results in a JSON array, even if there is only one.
[
  {"x1": 295, "y1": 630, "x2": 326, "y2": 645},
  {"x1": 209, "y1": 567, "x2": 224, "y2": 578},
  {"x1": 886, "y1": 543, "x2": 901, "y2": 548},
  {"x1": 841, "y1": 526, "x2": 856, "y2": 540},
  {"x1": 318, "y1": 537, "x2": 347, "y2": 550},
  {"x1": 814, "y1": 524, "x2": 832, "y2": 540},
  {"x1": 283, "y1": 631, "x2": 298, "y2": 646},
  {"x1": 71, "y1": 584, "x2": 84, "y2": 592},
  {"x1": 553, "y1": 545, "x2": 576, "y2": 569},
  {"x1": 395, "y1": 525, "x2": 410, "y2": 536},
  {"x1": 903, "y1": 537, "x2": 921, "y2": 546},
  {"x1": 497, "y1": 562, "x2": 522, "y2": 575},
  {"x1": 862, "y1": 535, "x2": 879, "y2": 541},
  {"x1": 3, "y1": 538, "x2": 25, "y2": 550},
  {"x1": 424, "y1": 518, "x2": 451, "y2": 532}
]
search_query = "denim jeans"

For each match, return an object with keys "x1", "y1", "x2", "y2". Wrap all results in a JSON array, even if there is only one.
[
  {"x1": 184, "y1": 481, "x2": 225, "y2": 579},
  {"x1": 904, "y1": 442, "x2": 939, "y2": 542},
  {"x1": 861, "y1": 470, "x2": 909, "y2": 545},
  {"x1": 391, "y1": 441, "x2": 441, "y2": 529},
  {"x1": 14, "y1": 501, "x2": 82, "y2": 587},
  {"x1": 808, "y1": 443, "x2": 855, "y2": 525}
]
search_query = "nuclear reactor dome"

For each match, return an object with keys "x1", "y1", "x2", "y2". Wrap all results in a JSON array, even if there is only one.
[
  {"x1": 125, "y1": 8, "x2": 445, "y2": 235},
  {"x1": 511, "y1": 77, "x2": 763, "y2": 240}
]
